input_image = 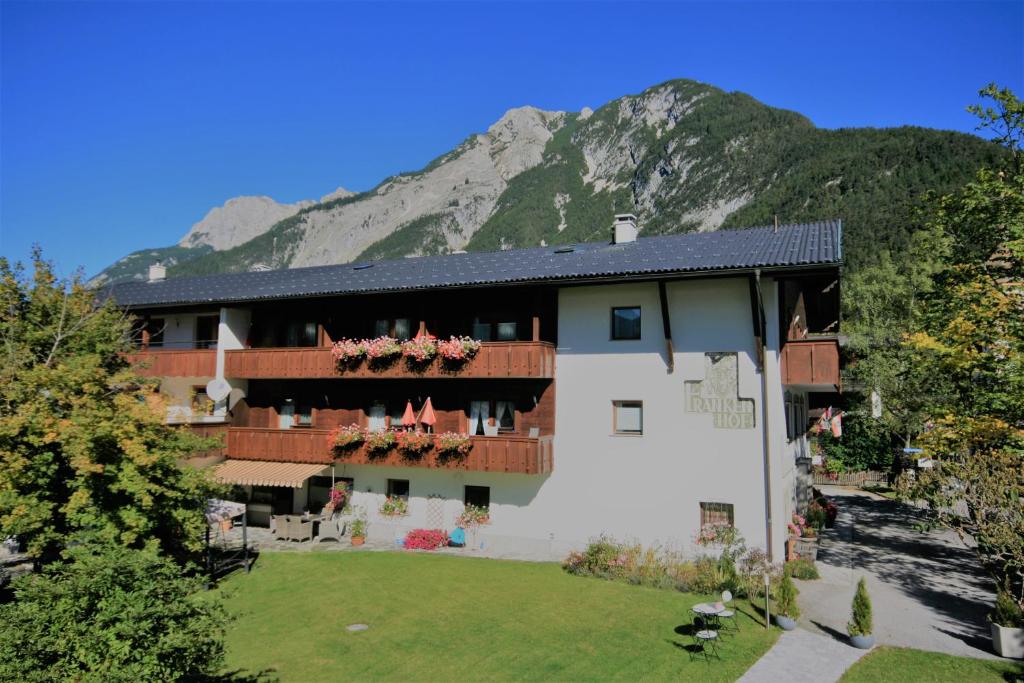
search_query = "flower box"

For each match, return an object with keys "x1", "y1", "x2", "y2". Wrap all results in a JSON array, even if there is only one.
[
  {"x1": 438, "y1": 336, "x2": 482, "y2": 365},
  {"x1": 396, "y1": 430, "x2": 433, "y2": 457},
  {"x1": 991, "y1": 623, "x2": 1024, "y2": 659}
]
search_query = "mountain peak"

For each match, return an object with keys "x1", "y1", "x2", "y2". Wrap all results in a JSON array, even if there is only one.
[{"x1": 179, "y1": 195, "x2": 314, "y2": 251}]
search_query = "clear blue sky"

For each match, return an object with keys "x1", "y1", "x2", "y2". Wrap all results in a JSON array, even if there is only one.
[{"x1": 2, "y1": 1, "x2": 1022, "y2": 277}]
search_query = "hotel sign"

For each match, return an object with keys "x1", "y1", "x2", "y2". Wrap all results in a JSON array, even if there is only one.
[{"x1": 685, "y1": 352, "x2": 755, "y2": 429}]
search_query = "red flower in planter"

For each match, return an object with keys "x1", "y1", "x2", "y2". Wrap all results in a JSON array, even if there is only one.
[{"x1": 404, "y1": 528, "x2": 448, "y2": 550}]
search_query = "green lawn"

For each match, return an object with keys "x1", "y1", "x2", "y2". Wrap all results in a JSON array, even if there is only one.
[
  {"x1": 219, "y1": 552, "x2": 778, "y2": 681},
  {"x1": 840, "y1": 646, "x2": 1023, "y2": 682}
]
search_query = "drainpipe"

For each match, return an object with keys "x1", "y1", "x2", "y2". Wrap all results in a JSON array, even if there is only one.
[{"x1": 754, "y1": 269, "x2": 774, "y2": 629}]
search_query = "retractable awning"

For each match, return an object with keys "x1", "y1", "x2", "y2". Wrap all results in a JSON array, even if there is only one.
[{"x1": 214, "y1": 460, "x2": 326, "y2": 488}]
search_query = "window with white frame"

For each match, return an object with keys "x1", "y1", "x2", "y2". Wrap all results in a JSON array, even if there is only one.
[{"x1": 612, "y1": 400, "x2": 643, "y2": 435}]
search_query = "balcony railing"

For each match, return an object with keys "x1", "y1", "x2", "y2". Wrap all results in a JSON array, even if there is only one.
[
  {"x1": 226, "y1": 427, "x2": 554, "y2": 475},
  {"x1": 127, "y1": 349, "x2": 217, "y2": 377},
  {"x1": 185, "y1": 422, "x2": 229, "y2": 460},
  {"x1": 780, "y1": 337, "x2": 840, "y2": 388},
  {"x1": 223, "y1": 341, "x2": 555, "y2": 380}
]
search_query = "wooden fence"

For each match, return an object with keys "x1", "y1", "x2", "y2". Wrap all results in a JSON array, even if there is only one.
[{"x1": 812, "y1": 470, "x2": 889, "y2": 487}]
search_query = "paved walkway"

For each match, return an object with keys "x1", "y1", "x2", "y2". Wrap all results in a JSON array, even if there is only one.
[
  {"x1": 738, "y1": 628, "x2": 866, "y2": 683},
  {"x1": 797, "y1": 486, "x2": 999, "y2": 660}
]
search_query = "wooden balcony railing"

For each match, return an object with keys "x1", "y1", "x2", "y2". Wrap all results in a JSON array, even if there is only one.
[
  {"x1": 780, "y1": 337, "x2": 841, "y2": 388},
  {"x1": 223, "y1": 342, "x2": 555, "y2": 380},
  {"x1": 226, "y1": 427, "x2": 554, "y2": 474},
  {"x1": 185, "y1": 422, "x2": 229, "y2": 459},
  {"x1": 128, "y1": 349, "x2": 217, "y2": 377}
]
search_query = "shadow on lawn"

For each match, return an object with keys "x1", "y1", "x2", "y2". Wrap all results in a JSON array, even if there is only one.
[{"x1": 199, "y1": 668, "x2": 279, "y2": 683}]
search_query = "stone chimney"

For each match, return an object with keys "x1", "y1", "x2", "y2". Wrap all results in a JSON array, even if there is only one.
[
  {"x1": 148, "y1": 263, "x2": 166, "y2": 283},
  {"x1": 612, "y1": 214, "x2": 638, "y2": 244}
]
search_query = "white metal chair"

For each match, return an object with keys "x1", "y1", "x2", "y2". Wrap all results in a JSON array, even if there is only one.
[{"x1": 718, "y1": 590, "x2": 739, "y2": 633}]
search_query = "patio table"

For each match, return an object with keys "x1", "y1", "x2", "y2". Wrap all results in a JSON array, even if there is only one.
[{"x1": 691, "y1": 602, "x2": 725, "y2": 630}]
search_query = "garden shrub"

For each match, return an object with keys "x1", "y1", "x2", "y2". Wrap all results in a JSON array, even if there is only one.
[
  {"x1": 0, "y1": 542, "x2": 227, "y2": 682},
  {"x1": 785, "y1": 558, "x2": 820, "y2": 580},
  {"x1": 774, "y1": 572, "x2": 800, "y2": 619},
  {"x1": 990, "y1": 589, "x2": 1024, "y2": 628},
  {"x1": 848, "y1": 577, "x2": 873, "y2": 636}
]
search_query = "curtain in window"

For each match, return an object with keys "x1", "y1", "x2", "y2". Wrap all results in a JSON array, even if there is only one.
[
  {"x1": 394, "y1": 318, "x2": 411, "y2": 340},
  {"x1": 278, "y1": 402, "x2": 295, "y2": 430},
  {"x1": 374, "y1": 320, "x2": 390, "y2": 337},
  {"x1": 496, "y1": 322, "x2": 517, "y2": 341},
  {"x1": 469, "y1": 400, "x2": 489, "y2": 436},
  {"x1": 368, "y1": 403, "x2": 386, "y2": 431},
  {"x1": 496, "y1": 401, "x2": 515, "y2": 430}
]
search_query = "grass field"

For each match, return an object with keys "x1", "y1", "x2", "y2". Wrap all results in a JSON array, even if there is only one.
[
  {"x1": 219, "y1": 551, "x2": 779, "y2": 681},
  {"x1": 840, "y1": 646, "x2": 1023, "y2": 682}
]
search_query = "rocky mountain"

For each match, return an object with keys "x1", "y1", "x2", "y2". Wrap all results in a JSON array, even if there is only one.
[{"x1": 94, "y1": 79, "x2": 1004, "y2": 284}]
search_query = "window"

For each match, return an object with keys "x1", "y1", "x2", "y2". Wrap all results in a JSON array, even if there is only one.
[
  {"x1": 469, "y1": 400, "x2": 490, "y2": 436},
  {"x1": 278, "y1": 399, "x2": 311, "y2": 429},
  {"x1": 194, "y1": 315, "x2": 219, "y2": 349},
  {"x1": 612, "y1": 400, "x2": 643, "y2": 434},
  {"x1": 472, "y1": 318, "x2": 493, "y2": 341},
  {"x1": 367, "y1": 402, "x2": 387, "y2": 431},
  {"x1": 374, "y1": 318, "x2": 413, "y2": 340},
  {"x1": 295, "y1": 404, "x2": 313, "y2": 427},
  {"x1": 191, "y1": 387, "x2": 214, "y2": 417},
  {"x1": 700, "y1": 502, "x2": 735, "y2": 528},
  {"x1": 308, "y1": 476, "x2": 354, "y2": 513},
  {"x1": 464, "y1": 485, "x2": 490, "y2": 508},
  {"x1": 611, "y1": 307, "x2": 641, "y2": 340},
  {"x1": 285, "y1": 321, "x2": 318, "y2": 347},
  {"x1": 387, "y1": 479, "x2": 409, "y2": 500},
  {"x1": 496, "y1": 400, "x2": 516, "y2": 431},
  {"x1": 496, "y1": 322, "x2": 517, "y2": 341},
  {"x1": 785, "y1": 392, "x2": 807, "y2": 441}
]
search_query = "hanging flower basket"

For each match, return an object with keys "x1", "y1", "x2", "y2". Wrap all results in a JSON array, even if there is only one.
[
  {"x1": 329, "y1": 424, "x2": 365, "y2": 454},
  {"x1": 364, "y1": 336, "x2": 402, "y2": 368},
  {"x1": 438, "y1": 336, "x2": 482, "y2": 366},
  {"x1": 364, "y1": 429, "x2": 397, "y2": 455},
  {"x1": 435, "y1": 432, "x2": 473, "y2": 460},
  {"x1": 331, "y1": 338, "x2": 366, "y2": 367},
  {"x1": 396, "y1": 430, "x2": 433, "y2": 458},
  {"x1": 401, "y1": 335, "x2": 438, "y2": 367}
]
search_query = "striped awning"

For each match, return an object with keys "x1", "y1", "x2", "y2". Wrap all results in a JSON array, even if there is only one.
[{"x1": 214, "y1": 460, "x2": 326, "y2": 488}]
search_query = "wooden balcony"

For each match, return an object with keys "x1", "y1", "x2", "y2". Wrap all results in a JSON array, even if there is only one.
[
  {"x1": 780, "y1": 337, "x2": 840, "y2": 389},
  {"x1": 184, "y1": 422, "x2": 229, "y2": 460},
  {"x1": 226, "y1": 427, "x2": 554, "y2": 475},
  {"x1": 128, "y1": 349, "x2": 217, "y2": 377},
  {"x1": 223, "y1": 341, "x2": 555, "y2": 380}
]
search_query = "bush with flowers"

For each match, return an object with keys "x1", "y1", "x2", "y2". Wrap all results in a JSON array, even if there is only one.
[
  {"x1": 330, "y1": 338, "x2": 366, "y2": 367},
  {"x1": 403, "y1": 528, "x2": 448, "y2": 550},
  {"x1": 328, "y1": 424, "x2": 364, "y2": 453},
  {"x1": 438, "y1": 336, "x2": 482, "y2": 364},
  {"x1": 434, "y1": 432, "x2": 472, "y2": 459},
  {"x1": 396, "y1": 430, "x2": 433, "y2": 457},
  {"x1": 456, "y1": 504, "x2": 490, "y2": 529},
  {"x1": 364, "y1": 336, "x2": 402, "y2": 366},
  {"x1": 379, "y1": 495, "x2": 408, "y2": 518},
  {"x1": 364, "y1": 429, "x2": 396, "y2": 455},
  {"x1": 788, "y1": 513, "x2": 807, "y2": 537},
  {"x1": 322, "y1": 482, "x2": 350, "y2": 517},
  {"x1": 401, "y1": 335, "x2": 437, "y2": 366}
]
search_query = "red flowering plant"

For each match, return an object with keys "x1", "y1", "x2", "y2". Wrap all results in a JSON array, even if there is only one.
[
  {"x1": 331, "y1": 338, "x2": 366, "y2": 367},
  {"x1": 364, "y1": 429, "x2": 397, "y2": 455},
  {"x1": 434, "y1": 432, "x2": 472, "y2": 459},
  {"x1": 401, "y1": 334, "x2": 437, "y2": 366},
  {"x1": 396, "y1": 430, "x2": 433, "y2": 458},
  {"x1": 328, "y1": 423, "x2": 365, "y2": 454},
  {"x1": 437, "y1": 336, "x2": 482, "y2": 365},
  {"x1": 364, "y1": 336, "x2": 402, "y2": 367},
  {"x1": 379, "y1": 495, "x2": 408, "y2": 518},
  {"x1": 456, "y1": 504, "x2": 490, "y2": 529},
  {"x1": 322, "y1": 482, "x2": 350, "y2": 516},
  {"x1": 403, "y1": 528, "x2": 448, "y2": 550}
]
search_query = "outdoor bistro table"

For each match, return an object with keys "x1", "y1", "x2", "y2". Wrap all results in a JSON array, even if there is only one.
[{"x1": 691, "y1": 602, "x2": 725, "y2": 630}]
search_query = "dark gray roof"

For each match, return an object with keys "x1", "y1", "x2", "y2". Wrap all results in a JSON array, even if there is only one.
[{"x1": 106, "y1": 221, "x2": 841, "y2": 308}]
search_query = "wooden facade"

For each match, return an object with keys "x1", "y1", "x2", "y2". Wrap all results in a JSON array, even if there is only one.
[
  {"x1": 224, "y1": 341, "x2": 555, "y2": 380},
  {"x1": 227, "y1": 427, "x2": 554, "y2": 475},
  {"x1": 128, "y1": 350, "x2": 216, "y2": 377},
  {"x1": 779, "y1": 337, "x2": 841, "y2": 388}
]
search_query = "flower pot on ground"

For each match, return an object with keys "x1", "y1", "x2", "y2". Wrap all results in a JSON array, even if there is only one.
[
  {"x1": 989, "y1": 590, "x2": 1024, "y2": 659},
  {"x1": 847, "y1": 577, "x2": 874, "y2": 649},
  {"x1": 773, "y1": 572, "x2": 800, "y2": 631},
  {"x1": 350, "y1": 519, "x2": 366, "y2": 547}
]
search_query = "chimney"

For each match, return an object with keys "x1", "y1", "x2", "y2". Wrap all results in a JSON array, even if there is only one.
[
  {"x1": 148, "y1": 263, "x2": 166, "y2": 283},
  {"x1": 612, "y1": 214, "x2": 638, "y2": 244}
]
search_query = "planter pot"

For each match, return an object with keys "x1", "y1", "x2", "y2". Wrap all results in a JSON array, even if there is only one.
[
  {"x1": 849, "y1": 634, "x2": 875, "y2": 649},
  {"x1": 351, "y1": 536, "x2": 365, "y2": 547},
  {"x1": 785, "y1": 537, "x2": 797, "y2": 562},
  {"x1": 774, "y1": 615, "x2": 798, "y2": 631},
  {"x1": 991, "y1": 623, "x2": 1024, "y2": 659},
  {"x1": 794, "y1": 537, "x2": 819, "y2": 562}
]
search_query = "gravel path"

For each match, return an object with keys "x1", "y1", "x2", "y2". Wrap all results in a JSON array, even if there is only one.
[{"x1": 796, "y1": 486, "x2": 1000, "y2": 660}]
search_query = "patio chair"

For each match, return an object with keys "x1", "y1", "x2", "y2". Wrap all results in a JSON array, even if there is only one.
[
  {"x1": 689, "y1": 623, "x2": 720, "y2": 663},
  {"x1": 718, "y1": 590, "x2": 739, "y2": 633},
  {"x1": 314, "y1": 515, "x2": 346, "y2": 545},
  {"x1": 272, "y1": 515, "x2": 289, "y2": 541},
  {"x1": 288, "y1": 516, "x2": 313, "y2": 542}
]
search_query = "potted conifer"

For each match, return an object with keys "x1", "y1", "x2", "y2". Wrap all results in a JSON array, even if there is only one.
[
  {"x1": 847, "y1": 577, "x2": 875, "y2": 649},
  {"x1": 989, "y1": 590, "x2": 1024, "y2": 659},
  {"x1": 773, "y1": 572, "x2": 800, "y2": 630}
]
